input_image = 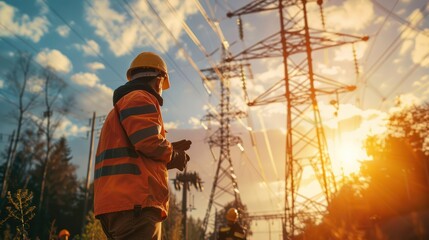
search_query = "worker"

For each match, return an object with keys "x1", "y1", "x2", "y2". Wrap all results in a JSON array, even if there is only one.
[
  {"x1": 218, "y1": 208, "x2": 247, "y2": 240},
  {"x1": 94, "y1": 51, "x2": 192, "y2": 240},
  {"x1": 58, "y1": 229, "x2": 70, "y2": 240}
]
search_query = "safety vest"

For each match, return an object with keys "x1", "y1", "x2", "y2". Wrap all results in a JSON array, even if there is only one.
[
  {"x1": 218, "y1": 223, "x2": 247, "y2": 240},
  {"x1": 94, "y1": 89, "x2": 172, "y2": 219}
]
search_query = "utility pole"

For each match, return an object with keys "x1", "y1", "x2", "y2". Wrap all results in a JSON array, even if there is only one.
[
  {"x1": 82, "y1": 111, "x2": 96, "y2": 232},
  {"x1": 226, "y1": 0, "x2": 368, "y2": 238},
  {"x1": 172, "y1": 171, "x2": 203, "y2": 240}
]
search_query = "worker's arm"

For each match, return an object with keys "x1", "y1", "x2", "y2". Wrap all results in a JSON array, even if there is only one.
[{"x1": 117, "y1": 91, "x2": 172, "y2": 163}]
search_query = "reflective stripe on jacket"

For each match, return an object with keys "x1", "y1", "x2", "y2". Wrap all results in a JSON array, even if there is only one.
[
  {"x1": 218, "y1": 222, "x2": 247, "y2": 240},
  {"x1": 94, "y1": 90, "x2": 172, "y2": 219}
]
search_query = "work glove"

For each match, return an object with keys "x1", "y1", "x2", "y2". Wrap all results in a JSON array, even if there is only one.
[
  {"x1": 171, "y1": 139, "x2": 192, "y2": 152},
  {"x1": 167, "y1": 150, "x2": 190, "y2": 171}
]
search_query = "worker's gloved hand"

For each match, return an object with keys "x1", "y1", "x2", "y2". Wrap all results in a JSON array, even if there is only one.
[
  {"x1": 171, "y1": 139, "x2": 192, "y2": 152},
  {"x1": 167, "y1": 151, "x2": 190, "y2": 171}
]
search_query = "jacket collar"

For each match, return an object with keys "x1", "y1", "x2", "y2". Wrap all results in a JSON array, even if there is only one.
[{"x1": 113, "y1": 79, "x2": 164, "y2": 106}]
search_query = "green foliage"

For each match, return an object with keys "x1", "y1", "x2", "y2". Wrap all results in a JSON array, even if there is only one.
[
  {"x1": 27, "y1": 135, "x2": 81, "y2": 238},
  {"x1": 5, "y1": 189, "x2": 36, "y2": 240},
  {"x1": 74, "y1": 211, "x2": 106, "y2": 240},
  {"x1": 162, "y1": 193, "x2": 183, "y2": 240},
  {"x1": 186, "y1": 216, "x2": 204, "y2": 239}
]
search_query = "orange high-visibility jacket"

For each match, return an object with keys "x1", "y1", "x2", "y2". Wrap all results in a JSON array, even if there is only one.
[{"x1": 94, "y1": 89, "x2": 172, "y2": 219}]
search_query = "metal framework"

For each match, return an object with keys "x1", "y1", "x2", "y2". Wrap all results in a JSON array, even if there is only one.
[
  {"x1": 200, "y1": 55, "x2": 247, "y2": 235},
  {"x1": 226, "y1": 0, "x2": 368, "y2": 238},
  {"x1": 172, "y1": 171, "x2": 203, "y2": 240}
]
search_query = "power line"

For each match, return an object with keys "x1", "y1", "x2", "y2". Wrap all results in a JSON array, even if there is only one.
[
  {"x1": 372, "y1": 0, "x2": 429, "y2": 37},
  {"x1": 363, "y1": 0, "x2": 400, "y2": 65},
  {"x1": 119, "y1": 0, "x2": 212, "y2": 105},
  {"x1": 83, "y1": 0, "x2": 133, "y2": 56},
  {"x1": 359, "y1": 1, "x2": 429, "y2": 108},
  {"x1": 155, "y1": 0, "x2": 254, "y2": 132},
  {"x1": 40, "y1": 0, "x2": 123, "y2": 82},
  {"x1": 0, "y1": 31, "x2": 111, "y2": 120}
]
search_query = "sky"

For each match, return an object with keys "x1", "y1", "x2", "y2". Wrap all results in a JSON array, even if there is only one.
[{"x1": 1, "y1": 0, "x2": 429, "y2": 238}]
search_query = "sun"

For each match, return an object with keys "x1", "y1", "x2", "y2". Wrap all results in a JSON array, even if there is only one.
[{"x1": 330, "y1": 140, "x2": 367, "y2": 178}]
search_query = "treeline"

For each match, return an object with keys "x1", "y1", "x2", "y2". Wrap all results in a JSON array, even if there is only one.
[
  {"x1": 0, "y1": 53, "x2": 205, "y2": 239},
  {"x1": 296, "y1": 103, "x2": 429, "y2": 239}
]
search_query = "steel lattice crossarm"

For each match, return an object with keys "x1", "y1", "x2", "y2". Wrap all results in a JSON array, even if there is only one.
[
  {"x1": 246, "y1": 212, "x2": 286, "y2": 221},
  {"x1": 201, "y1": 63, "x2": 251, "y2": 81},
  {"x1": 248, "y1": 66, "x2": 357, "y2": 106},
  {"x1": 226, "y1": 0, "x2": 297, "y2": 17},
  {"x1": 207, "y1": 129, "x2": 244, "y2": 149},
  {"x1": 226, "y1": 29, "x2": 368, "y2": 62}
]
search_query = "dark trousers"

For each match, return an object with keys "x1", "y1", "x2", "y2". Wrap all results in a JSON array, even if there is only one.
[{"x1": 98, "y1": 207, "x2": 162, "y2": 240}]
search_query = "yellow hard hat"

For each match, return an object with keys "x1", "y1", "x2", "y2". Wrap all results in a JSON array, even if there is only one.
[
  {"x1": 226, "y1": 208, "x2": 238, "y2": 222},
  {"x1": 58, "y1": 229, "x2": 70, "y2": 237},
  {"x1": 126, "y1": 52, "x2": 170, "y2": 90}
]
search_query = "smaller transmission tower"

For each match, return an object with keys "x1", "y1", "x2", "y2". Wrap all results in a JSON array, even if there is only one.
[{"x1": 200, "y1": 49, "x2": 247, "y2": 235}]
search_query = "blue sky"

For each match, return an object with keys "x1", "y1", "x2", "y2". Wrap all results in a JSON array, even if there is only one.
[{"x1": 1, "y1": 0, "x2": 429, "y2": 238}]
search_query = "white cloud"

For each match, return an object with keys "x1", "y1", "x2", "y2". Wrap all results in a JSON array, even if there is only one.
[
  {"x1": 188, "y1": 116, "x2": 202, "y2": 129},
  {"x1": 164, "y1": 121, "x2": 180, "y2": 130},
  {"x1": 399, "y1": 11, "x2": 421, "y2": 41},
  {"x1": 398, "y1": 9, "x2": 429, "y2": 67},
  {"x1": 400, "y1": 39, "x2": 413, "y2": 56},
  {"x1": 334, "y1": 41, "x2": 367, "y2": 61},
  {"x1": 85, "y1": 0, "x2": 198, "y2": 56},
  {"x1": 75, "y1": 39, "x2": 101, "y2": 57},
  {"x1": 71, "y1": 72, "x2": 100, "y2": 87},
  {"x1": 55, "y1": 117, "x2": 90, "y2": 138},
  {"x1": 411, "y1": 30, "x2": 429, "y2": 67},
  {"x1": 73, "y1": 83, "x2": 114, "y2": 114},
  {"x1": 175, "y1": 48, "x2": 187, "y2": 61},
  {"x1": 324, "y1": 0, "x2": 374, "y2": 31},
  {"x1": 408, "y1": 9, "x2": 424, "y2": 28},
  {"x1": 317, "y1": 63, "x2": 344, "y2": 76},
  {"x1": 390, "y1": 94, "x2": 422, "y2": 113},
  {"x1": 87, "y1": 62, "x2": 105, "y2": 71},
  {"x1": 0, "y1": 79, "x2": 4, "y2": 88},
  {"x1": 35, "y1": 0, "x2": 49, "y2": 15},
  {"x1": 27, "y1": 76, "x2": 44, "y2": 93},
  {"x1": 0, "y1": 2, "x2": 49, "y2": 42},
  {"x1": 56, "y1": 25, "x2": 70, "y2": 37},
  {"x1": 35, "y1": 49, "x2": 73, "y2": 73}
]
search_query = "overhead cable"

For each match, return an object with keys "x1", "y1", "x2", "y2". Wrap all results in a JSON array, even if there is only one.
[{"x1": 41, "y1": 0, "x2": 123, "y2": 82}]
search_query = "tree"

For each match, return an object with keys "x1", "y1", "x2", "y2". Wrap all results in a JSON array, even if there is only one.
[
  {"x1": 28, "y1": 137, "x2": 79, "y2": 239},
  {"x1": 361, "y1": 104, "x2": 429, "y2": 218},
  {"x1": 75, "y1": 212, "x2": 107, "y2": 240},
  {"x1": 186, "y1": 216, "x2": 204, "y2": 240},
  {"x1": 37, "y1": 67, "x2": 68, "y2": 217},
  {"x1": 1, "y1": 53, "x2": 39, "y2": 198},
  {"x1": 163, "y1": 192, "x2": 183, "y2": 239},
  {"x1": 5, "y1": 189, "x2": 36, "y2": 240}
]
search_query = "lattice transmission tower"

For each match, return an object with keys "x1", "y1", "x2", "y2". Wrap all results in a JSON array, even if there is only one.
[
  {"x1": 200, "y1": 47, "x2": 248, "y2": 235},
  {"x1": 226, "y1": 0, "x2": 368, "y2": 238}
]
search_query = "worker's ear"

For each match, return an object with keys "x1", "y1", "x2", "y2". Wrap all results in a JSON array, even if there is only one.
[{"x1": 156, "y1": 77, "x2": 164, "y2": 94}]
